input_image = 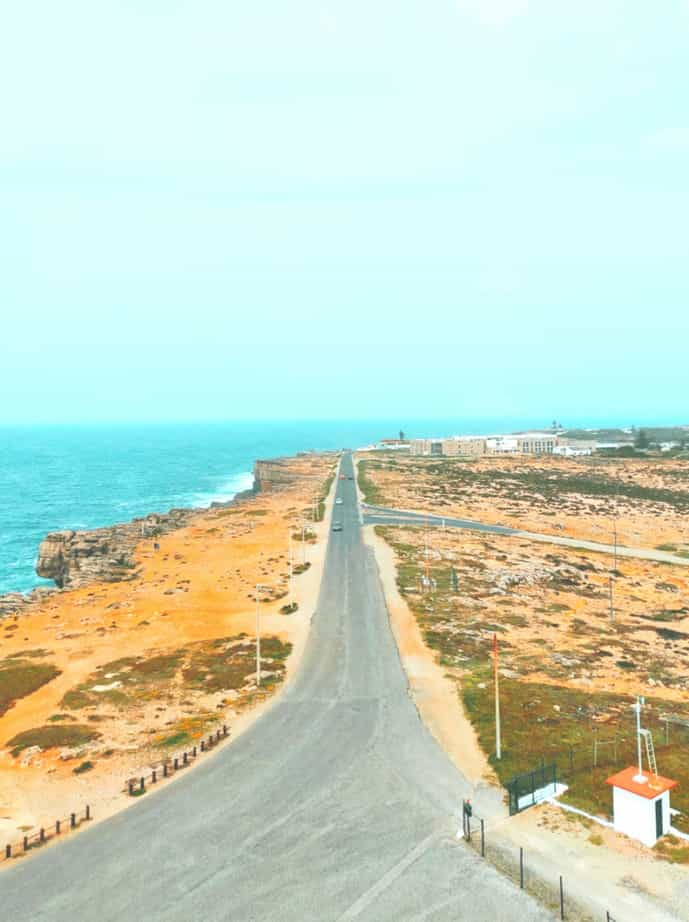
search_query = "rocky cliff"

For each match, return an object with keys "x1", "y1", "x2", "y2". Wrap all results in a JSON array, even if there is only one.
[
  {"x1": 0, "y1": 454, "x2": 319, "y2": 617},
  {"x1": 253, "y1": 458, "x2": 319, "y2": 492},
  {"x1": 34, "y1": 509, "x2": 194, "y2": 590}
]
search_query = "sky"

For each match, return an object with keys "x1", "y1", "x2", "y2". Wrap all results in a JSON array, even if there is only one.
[{"x1": 1, "y1": 1, "x2": 688, "y2": 425}]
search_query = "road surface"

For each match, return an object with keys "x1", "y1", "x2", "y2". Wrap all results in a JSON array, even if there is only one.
[
  {"x1": 363, "y1": 504, "x2": 689, "y2": 567},
  {"x1": 2, "y1": 453, "x2": 548, "y2": 921}
]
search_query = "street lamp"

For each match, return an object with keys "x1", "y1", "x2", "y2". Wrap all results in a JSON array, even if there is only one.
[
  {"x1": 255, "y1": 583, "x2": 271, "y2": 687},
  {"x1": 288, "y1": 529, "x2": 294, "y2": 607}
]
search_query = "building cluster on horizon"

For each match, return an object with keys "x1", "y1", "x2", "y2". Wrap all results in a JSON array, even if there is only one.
[{"x1": 408, "y1": 432, "x2": 577, "y2": 457}]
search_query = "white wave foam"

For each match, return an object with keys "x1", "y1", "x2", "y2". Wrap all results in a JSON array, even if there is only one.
[{"x1": 191, "y1": 471, "x2": 255, "y2": 508}]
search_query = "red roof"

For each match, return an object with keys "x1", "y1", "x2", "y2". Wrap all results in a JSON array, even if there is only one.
[{"x1": 606, "y1": 766, "x2": 677, "y2": 799}]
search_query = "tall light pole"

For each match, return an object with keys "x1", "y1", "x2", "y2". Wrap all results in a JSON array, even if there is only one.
[
  {"x1": 288, "y1": 529, "x2": 294, "y2": 606},
  {"x1": 494, "y1": 633, "x2": 502, "y2": 760},
  {"x1": 255, "y1": 583, "x2": 271, "y2": 687}
]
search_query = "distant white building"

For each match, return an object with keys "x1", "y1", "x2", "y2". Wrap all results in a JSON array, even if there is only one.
[
  {"x1": 553, "y1": 445, "x2": 592, "y2": 457},
  {"x1": 486, "y1": 435, "x2": 519, "y2": 453}
]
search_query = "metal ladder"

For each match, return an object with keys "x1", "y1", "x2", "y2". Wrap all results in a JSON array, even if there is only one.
[{"x1": 640, "y1": 728, "x2": 658, "y2": 775}]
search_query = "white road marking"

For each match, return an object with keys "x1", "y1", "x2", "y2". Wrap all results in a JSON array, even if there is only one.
[{"x1": 337, "y1": 832, "x2": 438, "y2": 920}]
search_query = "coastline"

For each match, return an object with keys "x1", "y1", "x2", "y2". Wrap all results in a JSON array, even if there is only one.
[{"x1": 0, "y1": 451, "x2": 338, "y2": 857}]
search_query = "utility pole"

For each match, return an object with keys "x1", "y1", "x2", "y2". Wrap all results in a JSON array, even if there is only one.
[
  {"x1": 613, "y1": 518, "x2": 618, "y2": 574},
  {"x1": 255, "y1": 583, "x2": 271, "y2": 687},
  {"x1": 288, "y1": 529, "x2": 294, "y2": 606},
  {"x1": 494, "y1": 633, "x2": 501, "y2": 760},
  {"x1": 609, "y1": 576, "x2": 615, "y2": 622},
  {"x1": 255, "y1": 584, "x2": 262, "y2": 687}
]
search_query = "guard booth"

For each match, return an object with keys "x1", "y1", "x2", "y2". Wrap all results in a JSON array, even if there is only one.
[{"x1": 606, "y1": 767, "x2": 677, "y2": 847}]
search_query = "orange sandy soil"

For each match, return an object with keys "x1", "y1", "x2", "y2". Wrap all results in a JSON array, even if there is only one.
[
  {"x1": 0, "y1": 453, "x2": 337, "y2": 853},
  {"x1": 375, "y1": 524, "x2": 689, "y2": 702},
  {"x1": 359, "y1": 453, "x2": 689, "y2": 551}
]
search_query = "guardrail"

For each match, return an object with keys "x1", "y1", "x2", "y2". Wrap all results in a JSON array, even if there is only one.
[
  {"x1": 2, "y1": 805, "x2": 92, "y2": 863},
  {"x1": 125, "y1": 725, "x2": 229, "y2": 796}
]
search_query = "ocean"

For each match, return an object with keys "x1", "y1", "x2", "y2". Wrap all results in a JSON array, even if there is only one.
[{"x1": 0, "y1": 417, "x2": 559, "y2": 596}]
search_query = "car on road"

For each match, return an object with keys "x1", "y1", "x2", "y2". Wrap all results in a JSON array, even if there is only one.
[
  {"x1": 332, "y1": 522, "x2": 342, "y2": 531},
  {"x1": 335, "y1": 498, "x2": 343, "y2": 505}
]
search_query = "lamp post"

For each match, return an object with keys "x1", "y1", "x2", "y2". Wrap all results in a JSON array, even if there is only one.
[
  {"x1": 255, "y1": 583, "x2": 271, "y2": 687},
  {"x1": 288, "y1": 530, "x2": 294, "y2": 606}
]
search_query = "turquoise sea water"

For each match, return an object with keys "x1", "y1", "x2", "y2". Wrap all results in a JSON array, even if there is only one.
[{"x1": 0, "y1": 418, "x2": 561, "y2": 596}]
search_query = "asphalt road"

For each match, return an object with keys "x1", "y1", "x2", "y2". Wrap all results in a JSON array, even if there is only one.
[
  {"x1": 363, "y1": 504, "x2": 689, "y2": 567},
  {"x1": 2, "y1": 453, "x2": 548, "y2": 921}
]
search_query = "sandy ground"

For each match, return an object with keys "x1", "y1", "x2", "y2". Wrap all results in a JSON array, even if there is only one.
[
  {"x1": 363, "y1": 525, "x2": 492, "y2": 788},
  {"x1": 0, "y1": 454, "x2": 338, "y2": 855},
  {"x1": 362, "y1": 452, "x2": 689, "y2": 552}
]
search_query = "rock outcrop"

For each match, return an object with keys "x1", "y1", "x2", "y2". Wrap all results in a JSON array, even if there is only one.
[
  {"x1": 253, "y1": 459, "x2": 319, "y2": 492},
  {"x1": 35, "y1": 509, "x2": 194, "y2": 590}
]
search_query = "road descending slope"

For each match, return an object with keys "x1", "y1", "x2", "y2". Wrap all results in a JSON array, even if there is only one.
[{"x1": 2, "y1": 453, "x2": 548, "y2": 921}]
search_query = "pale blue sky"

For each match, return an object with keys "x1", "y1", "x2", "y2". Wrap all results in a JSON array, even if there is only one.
[{"x1": 2, "y1": 1, "x2": 688, "y2": 425}]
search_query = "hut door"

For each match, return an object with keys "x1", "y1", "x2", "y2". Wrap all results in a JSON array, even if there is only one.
[{"x1": 655, "y1": 798, "x2": 663, "y2": 839}]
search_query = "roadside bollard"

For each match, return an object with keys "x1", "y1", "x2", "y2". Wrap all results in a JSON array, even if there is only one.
[
  {"x1": 23, "y1": 836, "x2": 29, "y2": 851},
  {"x1": 173, "y1": 757, "x2": 179, "y2": 770},
  {"x1": 86, "y1": 804, "x2": 91, "y2": 820},
  {"x1": 56, "y1": 820, "x2": 61, "y2": 835},
  {"x1": 183, "y1": 752, "x2": 188, "y2": 766},
  {"x1": 192, "y1": 746, "x2": 197, "y2": 757},
  {"x1": 139, "y1": 777, "x2": 145, "y2": 793},
  {"x1": 39, "y1": 828, "x2": 45, "y2": 844},
  {"x1": 5, "y1": 844, "x2": 11, "y2": 859},
  {"x1": 223, "y1": 725, "x2": 228, "y2": 737},
  {"x1": 200, "y1": 741, "x2": 205, "y2": 752},
  {"x1": 70, "y1": 813, "x2": 76, "y2": 829},
  {"x1": 163, "y1": 763, "x2": 168, "y2": 777},
  {"x1": 128, "y1": 779, "x2": 135, "y2": 796},
  {"x1": 152, "y1": 769, "x2": 157, "y2": 784}
]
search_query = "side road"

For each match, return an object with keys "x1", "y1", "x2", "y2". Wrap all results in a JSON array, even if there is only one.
[{"x1": 362, "y1": 504, "x2": 689, "y2": 568}]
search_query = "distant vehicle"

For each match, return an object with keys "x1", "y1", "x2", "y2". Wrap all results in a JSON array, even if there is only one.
[
  {"x1": 347, "y1": 475, "x2": 354, "y2": 480},
  {"x1": 332, "y1": 522, "x2": 343, "y2": 532},
  {"x1": 339, "y1": 474, "x2": 346, "y2": 480},
  {"x1": 336, "y1": 498, "x2": 343, "y2": 505}
]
